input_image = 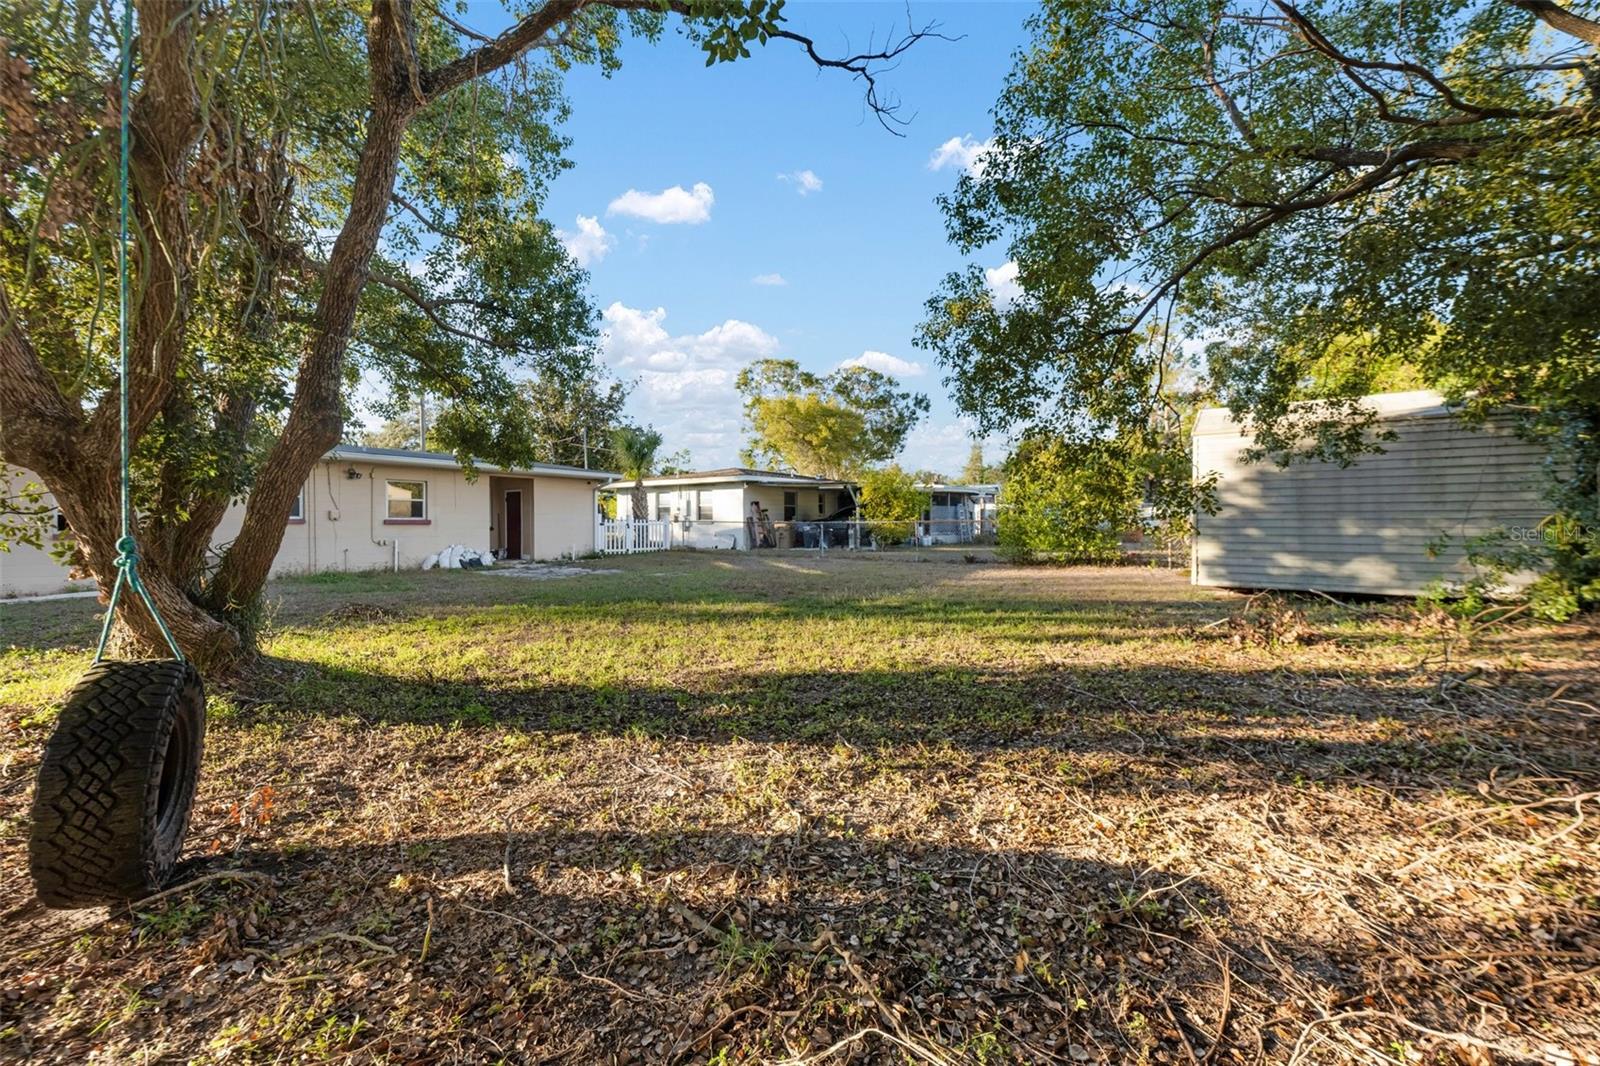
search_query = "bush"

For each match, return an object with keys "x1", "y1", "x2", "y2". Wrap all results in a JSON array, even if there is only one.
[
  {"x1": 856, "y1": 466, "x2": 929, "y2": 546},
  {"x1": 996, "y1": 437, "x2": 1143, "y2": 562}
]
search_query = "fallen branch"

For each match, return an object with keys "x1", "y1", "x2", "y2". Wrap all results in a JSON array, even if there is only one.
[
  {"x1": 126, "y1": 869, "x2": 274, "y2": 910},
  {"x1": 1287, "y1": 1008, "x2": 1539, "y2": 1065},
  {"x1": 278, "y1": 930, "x2": 398, "y2": 959},
  {"x1": 777, "y1": 1026, "x2": 952, "y2": 1065}
]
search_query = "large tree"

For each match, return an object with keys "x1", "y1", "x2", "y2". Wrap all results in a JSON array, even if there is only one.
[
  {"x1": 736, "y1": 358, "x2": 930, "y2": 482},
  {"x1": 919, "y1": 0, "x2": 1600, "y2": 611},
  {"x1": 1, "y1": 0, "x2": 936, "y2": 669},
  {"x1": 518, "y1": 361, "x2": 633, "y2": 471}
]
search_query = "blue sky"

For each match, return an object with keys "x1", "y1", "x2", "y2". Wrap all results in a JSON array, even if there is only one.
[{"x1": 535, "y1": 1, "x2": 1035, "y2": 475}]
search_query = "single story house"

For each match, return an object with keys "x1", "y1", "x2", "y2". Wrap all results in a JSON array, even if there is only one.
[
  {"x1": 610, "y1": 468, "x2": 855, "y2": 549},
  {"x1": 1, "y1": 445, "x2": 614, "y2": 598},
  {"x1": 1191, "y1": 390, "x2": 1550, "y2": 596},
  {"x1": 914, "y1": 482, "x2": 1001, "y2": 543}
]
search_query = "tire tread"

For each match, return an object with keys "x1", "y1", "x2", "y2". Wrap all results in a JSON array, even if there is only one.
[{"x1": 29, "y1": 660, "x2": 205, "y2": 908}]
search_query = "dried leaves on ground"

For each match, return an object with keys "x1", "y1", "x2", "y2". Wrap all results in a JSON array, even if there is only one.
[{"x1": 1, "y1": 553, "x2": 1596, "y2": 1064}]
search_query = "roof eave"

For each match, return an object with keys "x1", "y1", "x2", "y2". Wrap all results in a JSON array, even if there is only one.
[{"x1": 324, "y1": 446, "x2": 616, "y2": 482}]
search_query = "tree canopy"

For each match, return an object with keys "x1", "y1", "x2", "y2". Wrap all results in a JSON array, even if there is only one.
[
  {"x1": 919, "y1": 0, "x2": 1599, "y2": 609},
  {"x1": 1, "y1": 0, "x2": 937, "y2": 665},
  {"x1": 856, "y1": 465, "x2": 929, "y2": 543},
  {"x1": 611, "y1": 425, "x2": 664, "y2": 521},
  {"x1": 960, "y1": 444, "x2": 1003, "y2": 485},
  {"x1": 736, "y1": 359, "x2": 930, "y2": 481}
]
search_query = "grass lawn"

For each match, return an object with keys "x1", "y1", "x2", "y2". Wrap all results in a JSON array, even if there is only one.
[{"x1": 1, "y1": 551, "x2": 1596, "y2": 1064}]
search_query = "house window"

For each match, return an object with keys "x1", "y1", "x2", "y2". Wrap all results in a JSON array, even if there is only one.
[
  {"x1": 696, "y1": 490, "x2": 713, "y2": 522},
  {"x1": 386, "y1": 479, "x2": 427, "y2": 520},
  {"x1": 288, "y1": 487, "x2": 304, "y2": 521},
  {"x1": 55, "y1": 511, "x2": 68, "y2": 534},
  {"x1": 818, "y1": 492, "x2": 825, "y2": 516},
  {"x1": 783, "y1": 491, "x2": 797, "y2": 521},
  {"x1": 656, "y1": 505, "x2": 672, "y2": 521}
]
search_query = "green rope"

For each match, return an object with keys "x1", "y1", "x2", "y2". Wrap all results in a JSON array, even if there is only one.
[{"x1": 94, "y1": 0, "x2": 184, "y2": 665}]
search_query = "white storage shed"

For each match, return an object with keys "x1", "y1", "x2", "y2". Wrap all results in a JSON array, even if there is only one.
[{"x1": 1191, "y1": 391, "x2": 1551, "y2": 596}]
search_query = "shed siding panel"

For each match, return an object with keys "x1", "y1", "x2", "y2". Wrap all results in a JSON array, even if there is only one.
[{"x1": 1193, "y1": 409, "x2": 1548, "y2": 596}]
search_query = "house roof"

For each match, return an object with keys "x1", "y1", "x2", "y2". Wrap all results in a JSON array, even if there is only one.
[
  {"x1": 327, "y1": 444, "x2": 617, "y2": 482},
  {"x1": 916, "y1": 482, "x2": 1001, "y2": 495},
  {"x1": 609, "y1": 467, "x2": 855, "y2": 490}
]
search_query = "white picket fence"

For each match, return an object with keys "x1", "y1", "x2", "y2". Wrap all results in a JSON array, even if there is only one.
[{"x1": 596, "y1": 518, "x2": 671, "y2": 555}]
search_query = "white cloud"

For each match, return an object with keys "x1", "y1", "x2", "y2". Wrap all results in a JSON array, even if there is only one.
[
  {"x1": 751, "y1": 273, "x2": 788, "y2": 287},
  {"x1": 903, "y1": 418, "x2": 1011, "y2": 479},
  {"x1": 1101, "y1": 279, "x2": 1148, "y2": 302},
  {"x1": 606, "y1": 182, "x2": 715, "y2": 225},
  {"x1": 984, "y1": 260, "x2": 1022, "y2": 307},
  {"x1": 928, "y1": 134, "x2": 994, "y2": 176},
  {"x1": 777, "y1": 169, "x2": 823, "y2": 195},
  {"x1": 556, "y1": 215, "x2": 613, "y2": 268},
  {"x1": 599, "y1": 302, "x2": 782, "y2": 467},
  {"x1": 840, "y1": 350, "x2": 925, "y2": 378}
]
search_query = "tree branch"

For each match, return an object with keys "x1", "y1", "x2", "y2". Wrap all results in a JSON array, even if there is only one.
[
  {"x1": 766, "y1": 23, "x2": 957, "y2": 133},
  {"x1": 1108, "y1": 154, "x2": 1444, "y2": 340},
  {"x1": 0, "y1": 279, "x2": 87, "y2": 476},
  {"x1": 364, "y1": 267, "x2": 514, "y2": 351},
  {"x1": 420, "y1": 0, "x2": 585, "y2": 99},
  {"x1": 83, "y1": 0, "x2": 206, "y2": 467},
  {"x1": 390, "y1": 191, "x2": 467, "y2": 241},
  {"x1": 422, "y1": 0, "x2": 947, "y2": 133},
  {"x1": 1507, "y1": 0, "x2": 1600, "y2": 46},
  {"x1": 1273, "y1": 0, "x2": 1569, "y2": 122}
]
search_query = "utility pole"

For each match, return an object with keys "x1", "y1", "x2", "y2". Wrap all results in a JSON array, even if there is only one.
[
  {"x1": 419, "y1": 392, "x2": 428, "y2": 451},
  {"x1": 581, "y1": 427, "x2": 589, "y2": 468}
]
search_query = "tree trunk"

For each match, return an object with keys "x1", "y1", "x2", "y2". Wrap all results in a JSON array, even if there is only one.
[
  {"x1": 204, "y1": 6, "x2": 419, "y2": 615},
  {"x1": 632, "y1": 483, "x2": 649, "y2": 524},
  {"x1": 58, "y1": 462, "x2": 245, "y2": 670}
]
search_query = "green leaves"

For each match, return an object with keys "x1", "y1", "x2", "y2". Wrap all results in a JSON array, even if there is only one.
[
  {"x1": 856, "y1": 465, "x2": 929, "y2": 542},
  {"x1": 920, "y1": 0, "x2": 1600, "y2": 608},
  {"x1": 611, "y1": 426, "x2": 666, "y2": 481},
  {"x1": 687, "y1": 0, "x2": 787, "y2": 66},
  {"x1": 736, "y1": 359, "x2": 929, "y2": 479}
]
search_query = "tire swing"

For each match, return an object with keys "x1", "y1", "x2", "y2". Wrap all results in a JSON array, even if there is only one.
[{"x1": 28, "y1": 0, "x2": 206, "y2": 909}]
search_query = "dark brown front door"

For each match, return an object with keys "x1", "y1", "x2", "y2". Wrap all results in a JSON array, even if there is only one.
[{"x1": 504, "y1": 491, "x2": 523, "y2": 559}]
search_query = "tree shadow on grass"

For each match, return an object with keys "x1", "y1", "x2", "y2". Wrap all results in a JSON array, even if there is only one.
[
  {"x1": 11, "y1": 818, "x2": 1585, "y2": 1063},
  {"x1": 247, "y1": 653, "x2": 1600, "y2": 796},
  {"x1": 0, "y1": 825, "x2": 1239, "y2": 1062}
]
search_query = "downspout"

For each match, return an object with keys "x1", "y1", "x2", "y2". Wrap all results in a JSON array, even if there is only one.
[
  {"x1": 368, "y1": 465, "x2": 387, "y2": 550},
  {"x1": 324, "y1": 461, "x2": 344, "y2": 569},
  {"x1": 307, "y1": 465, "x2": 317, "y2": 574}
]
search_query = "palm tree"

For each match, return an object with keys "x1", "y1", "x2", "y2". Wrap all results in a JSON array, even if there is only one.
[{"x1": 611, "y1": 426, "x2": 663, "y2": 526}]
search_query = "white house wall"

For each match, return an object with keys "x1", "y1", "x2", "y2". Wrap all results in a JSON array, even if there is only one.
[
  {"x1": 2, "y1": 459, "x2": 606, "y2": 597},
  {"x1": 531, "y1": 476, "x2": 601, "y2": 560},
  {"x1": 1192, "y1": 408, "x2": 1550, "y2": 596},
  {"x1": 0, "y1": 469, "x2": 94, "y2": 596},
  {"x1": 236, "y1": 459, "x2": 492, "y2": 575},
  {"x1": 613, "y1": 482, "x2": 850, "y2": 550}
]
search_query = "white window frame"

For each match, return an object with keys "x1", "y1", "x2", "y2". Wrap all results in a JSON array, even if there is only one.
[
  {"x1": 288, "y1": 486, "x2": 305, "y2": 521},
  {"x1": 386, "y1": 479, "x2": 428, "y2": 520}
]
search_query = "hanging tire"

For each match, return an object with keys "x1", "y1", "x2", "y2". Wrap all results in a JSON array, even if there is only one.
[{"x1": 29, "y1": 659, "x2": 206, "y2": 908}]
